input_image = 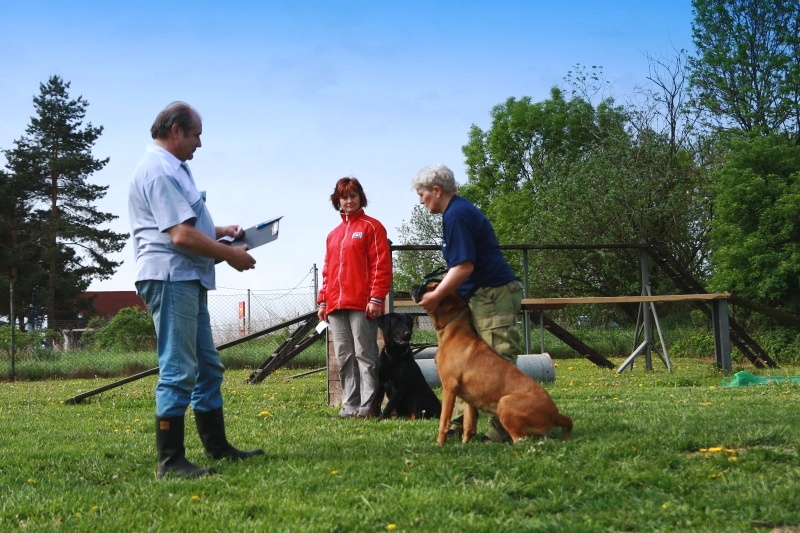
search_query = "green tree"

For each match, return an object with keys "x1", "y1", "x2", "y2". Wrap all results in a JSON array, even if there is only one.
[
  {"x1": 393, "y1": 205, "x2": 444, "y2": 294},
  {"x1": 1, "y1": 76, "x2": 128, "y2": 327},
  {"x1": 709, "y1": 134, "x2": 800, "y2": 313},
  {"x1": 460, "y1": 86, "x2": 708, "y2": 300},
  {"x1": 691, "y1": 0, "x2": 800, "y2": 332},
  {"x1": 690, "y1": 0, "x2": 800, "y2": 138},
  {"x1": 0, "y1": 156, "x2": 48, "y2": 328}
]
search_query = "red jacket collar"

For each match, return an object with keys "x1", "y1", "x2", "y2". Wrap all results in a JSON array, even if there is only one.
[{"x1": 340, "y1": 208, "x2": 365, "y2": 222}]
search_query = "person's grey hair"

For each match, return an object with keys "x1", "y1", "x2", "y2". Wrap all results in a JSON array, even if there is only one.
[
  {"x1": 150, "y1": 102, "x2": 201, "y2": 140},
  {"x1": 411, "y1": 163, "x2": 458, "y2": 195}
]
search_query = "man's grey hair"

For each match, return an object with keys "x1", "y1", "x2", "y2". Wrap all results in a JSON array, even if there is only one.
[
  {"x1": 411, "y1": 163, "x2": 458, "y2": 195},
  {"x1": 150, "y1": 101, "x2": 201, "y2": 140}
]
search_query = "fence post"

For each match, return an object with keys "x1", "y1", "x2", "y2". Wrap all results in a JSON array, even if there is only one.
[
  {"x1": 522, "y1": 249, "x2": 531, "y2": 354},
  {"x1": 312, "y1": 264, "x2": 318, "y2": 307},
  {"x1": 10, "y1": 281, "x2": 15, "y2": 381}
]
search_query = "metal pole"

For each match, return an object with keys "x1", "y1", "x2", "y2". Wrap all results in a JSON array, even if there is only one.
[
  {"x1": 522, "y1": 249, "x2": 531, "y2": 354},
  {"x1": 247, "y1": 289, "x2": 251, "y2": 335},
  {"x1": 641, "y1": 247, "x2": 653, "y2": 370},
  {"x1": 312, "y1": 264, "x2": 319, "y2": 309},
  {"x1": 10, "y1": 282, "x2": 15, "y2": 381}
]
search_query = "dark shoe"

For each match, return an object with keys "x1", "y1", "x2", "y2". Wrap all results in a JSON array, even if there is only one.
[
  {"x1": 478, "y1": 433, "x2": 512, "y2": 444},
  {"x1": 195, "y1": 408, "x2": 264, "y2": 461},
  {"x1": 156, "y1": 416, "x2": 217, "y2": 479},
  {"x1": 487, "y1": 416, "x2": 513, "y2": 444},
  {"x1": 446, "y1": 424, "x2": 463, "y2": 439}
]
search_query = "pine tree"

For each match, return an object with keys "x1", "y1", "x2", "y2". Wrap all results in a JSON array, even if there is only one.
[{"x1": 1, "y1": 76, "x2": 128, "y2": 327}]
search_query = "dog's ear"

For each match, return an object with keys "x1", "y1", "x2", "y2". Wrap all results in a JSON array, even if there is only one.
[
  {"x1": 412, "y1": 281, "x2": 441, "y2": 303},
  {"x1": 411, "y1": 284, "x2": 423, "y2": 303}
]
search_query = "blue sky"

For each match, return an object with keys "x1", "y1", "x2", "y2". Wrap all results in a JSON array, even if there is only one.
[{"x1": 0, "y1": 0, "x2": 695, "y2": 294}]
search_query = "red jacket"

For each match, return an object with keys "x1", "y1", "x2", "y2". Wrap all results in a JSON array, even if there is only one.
[{"x1": 317, "y1": 209, "x2": 392, "y2": 313}]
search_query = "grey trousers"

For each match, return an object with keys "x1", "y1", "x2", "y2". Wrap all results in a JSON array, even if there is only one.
[{"x1": 328, "y1": 309, "x2": 379, "y2": 417}]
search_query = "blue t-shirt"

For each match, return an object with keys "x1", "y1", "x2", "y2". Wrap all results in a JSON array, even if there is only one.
[
  {"x1": 442, "y1": 195, "x2": 519, "y2": 300},
  {"x1": 128, "y1": 145, "x2": 217, "y2": 289}
]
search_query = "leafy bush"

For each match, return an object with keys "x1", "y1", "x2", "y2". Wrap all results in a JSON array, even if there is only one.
[
  {"x1": 82, "y1": 307, "x2": 156, "y2": 352},
  {"x1": 755, "y1": 327, "x2": 800, "y2": 365},
  {"x1": 0, "y1": 327, "x2": 62, "y2": 361}
]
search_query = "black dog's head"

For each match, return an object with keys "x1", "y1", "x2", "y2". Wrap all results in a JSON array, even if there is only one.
[{"x1": 375, "y1": 313, "x2": 414, "y2": 354}]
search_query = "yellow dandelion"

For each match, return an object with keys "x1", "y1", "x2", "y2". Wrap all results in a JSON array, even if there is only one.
[
  {"x1": 661, "y1": 503, "x2": 669, "y2": 509},
  {"x1": 91, "y1": 506, "x2": 99, "y2": 512},
  {"x1": 387, "y1": 524, "x2": 397, "y2": 531},
  {"x1": 192, "y1": 495, "x2": 200, "y2": 501},
  {"x1": 708, "y1": 446, "x2": 723, "y2": 453},
  {"x1": 728, "y1": 456, "x2": 738, "y2": 462},
  {"x1": 331, "y1": 470, "x2": 339, "y2": 475},
  {"x1": 709, "y1": 471, "x2": 724, "y2": 479},
  {"x1": 27, "y1": 478, "x2": 35, "y2": 484}
]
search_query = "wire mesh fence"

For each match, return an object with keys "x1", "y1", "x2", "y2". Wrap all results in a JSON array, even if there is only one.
[{"x1": 2, "y1": 276, "x2": 321, "y2": 381}]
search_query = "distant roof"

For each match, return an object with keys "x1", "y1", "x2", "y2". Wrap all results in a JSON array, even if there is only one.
[{"x1": 81, "y1": 291, "x2": 145, "y2": 318}]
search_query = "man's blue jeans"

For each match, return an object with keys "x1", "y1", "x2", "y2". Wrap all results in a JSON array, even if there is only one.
[{"x1": 137, "y1": 280, "x2": 224, "y2": 417}]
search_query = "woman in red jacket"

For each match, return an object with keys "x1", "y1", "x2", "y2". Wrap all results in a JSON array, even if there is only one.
[{"x1": 317, "y1": 177, "x2": 393, "y2": 418}]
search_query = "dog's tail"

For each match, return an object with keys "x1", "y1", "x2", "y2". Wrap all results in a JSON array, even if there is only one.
[{"x1": 555, "y1": 413, "x2": 573, "y2": 441}]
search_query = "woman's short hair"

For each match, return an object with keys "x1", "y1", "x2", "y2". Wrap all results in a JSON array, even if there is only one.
[
  {"x1": 150, "y1": 102, "x2": 201, "y2": 140},
  {"x1": 411, "y1": 163, "x2": 458, "y2": 195},
  {"x1": 330, "y1": 177, "x2": 368, "y2": 211}
]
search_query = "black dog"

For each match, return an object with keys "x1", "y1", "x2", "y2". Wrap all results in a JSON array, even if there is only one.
[{"x1": 372, "y1": 313, "x2": 441, "y2": 421}]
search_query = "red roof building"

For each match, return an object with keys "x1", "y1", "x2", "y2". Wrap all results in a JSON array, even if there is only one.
[{"x1": 81, "y1": 291, "x2": 146, "y2": 318}]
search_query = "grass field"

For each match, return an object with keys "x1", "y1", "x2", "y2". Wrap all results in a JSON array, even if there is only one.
[{"x1": 1, "y1": 356, "x2": 799, "y2": 532}]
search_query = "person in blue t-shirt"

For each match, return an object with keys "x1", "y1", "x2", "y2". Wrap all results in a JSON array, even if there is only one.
[{"x1": 412, "y1": 163, "x2": 523, "y2": 443}]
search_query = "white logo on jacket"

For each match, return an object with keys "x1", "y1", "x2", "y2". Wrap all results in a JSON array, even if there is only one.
[{"x1": 352, "y1": 232, "x2": 363, "y2": 239}]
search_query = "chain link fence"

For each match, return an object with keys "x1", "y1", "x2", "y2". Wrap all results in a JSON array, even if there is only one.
[{"x1": 2, "y1": 270, "x2": 321, "y2": 381}]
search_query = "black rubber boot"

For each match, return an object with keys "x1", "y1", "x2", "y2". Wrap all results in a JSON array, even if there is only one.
[
  {"x1": 156, "y1": 416, "x2": 216, "y2": 479},
  {"x1": 194, "y1": 407, "x2": 264, "y2": 460}
]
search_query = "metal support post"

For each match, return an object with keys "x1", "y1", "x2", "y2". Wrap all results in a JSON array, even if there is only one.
[{"x1": 711, "y1": 299, "x2": 732, "y2": 372}]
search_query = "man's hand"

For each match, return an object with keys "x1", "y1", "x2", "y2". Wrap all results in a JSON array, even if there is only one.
[
  {"x1": 216, "y1": 224, "x2": 244, "y2": 240},
  {"x1": 225, "y1": 245, "x2": 256, "y2": 272}
]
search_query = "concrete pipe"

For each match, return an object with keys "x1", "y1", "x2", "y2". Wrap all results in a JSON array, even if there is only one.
[{"x1": 415, "y1": 353, "x2": 556, "y2": 388}]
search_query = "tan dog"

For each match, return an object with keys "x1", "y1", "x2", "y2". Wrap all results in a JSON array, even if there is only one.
[{"x1": 414, "y1": 281, "x2": 572, "y2": 444}]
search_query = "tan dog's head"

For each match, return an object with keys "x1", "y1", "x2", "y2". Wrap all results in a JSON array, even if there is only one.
[{"x1": 411, "y1": 280, "x2": 469, "y2": 327}]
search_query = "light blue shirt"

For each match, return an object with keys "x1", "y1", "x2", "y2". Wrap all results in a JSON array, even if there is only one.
[{"x1": 128, "y1": 144, "x2": 217, "y2": 289}]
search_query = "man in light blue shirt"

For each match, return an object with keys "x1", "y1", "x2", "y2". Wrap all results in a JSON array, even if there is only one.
[{"x1": 129, "y1": 101, "x2": 263, "y2": 479}]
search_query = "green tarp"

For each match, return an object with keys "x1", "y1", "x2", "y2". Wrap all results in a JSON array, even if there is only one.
[{"x1": 722, "y1": 371, "x2": 800, "y2": 387}]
